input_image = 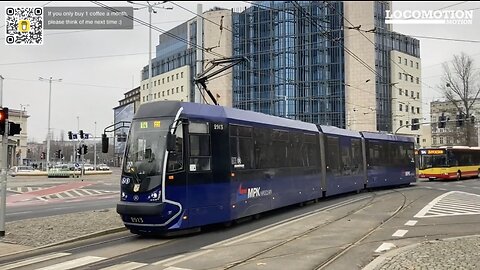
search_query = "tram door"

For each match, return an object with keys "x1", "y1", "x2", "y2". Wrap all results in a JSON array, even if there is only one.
[{"x1": 186, "y1": 120, "x2": 230, "y2": 226}]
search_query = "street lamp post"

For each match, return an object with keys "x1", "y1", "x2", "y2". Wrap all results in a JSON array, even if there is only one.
[
  {"x1": 129, "y1": 1, "x2": 172, "y2": 103},
  {"x1": 39, "y1": 77, "x2": 62, "y2": 172},
  {"x1": 94, "y1": 121, "x2": 97, "y2": 170}
]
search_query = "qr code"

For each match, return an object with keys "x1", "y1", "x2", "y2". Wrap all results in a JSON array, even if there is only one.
[{"x1": 5, "y1": 7, "x2": 43, "y2": 45}]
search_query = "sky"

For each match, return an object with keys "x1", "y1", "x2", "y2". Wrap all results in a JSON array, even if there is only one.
[{"x1": 0, "y1": 1, "x2": 479, "y2": 142}]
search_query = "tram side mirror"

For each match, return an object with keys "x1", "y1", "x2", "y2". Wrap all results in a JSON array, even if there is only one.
[
  {"x1": 102, "y1": 134, "x2": 109, "y2": 153},
  {"x1": 167, "y1": 133, "x2": 176, "y2": 152}
]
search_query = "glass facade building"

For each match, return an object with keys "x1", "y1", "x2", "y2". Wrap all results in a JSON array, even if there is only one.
[
  {"x1": 232, "y1": 1, "x2": 346, "y2": 127},
  {"x1": 232, "y1": 1, "x2": 420, "y2": 132},
  {"x1": 374, "y1": 1, "x2": 420, "y2": 132}
]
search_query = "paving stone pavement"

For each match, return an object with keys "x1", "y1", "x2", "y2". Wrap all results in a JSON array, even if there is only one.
[{"x1": 365, "y1": 235, "x2": 480, "y2": 270}]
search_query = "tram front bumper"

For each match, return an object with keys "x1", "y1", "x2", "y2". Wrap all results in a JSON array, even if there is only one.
[{"x1": 117, "y1": 201, "x2": 165, "y2": 216}]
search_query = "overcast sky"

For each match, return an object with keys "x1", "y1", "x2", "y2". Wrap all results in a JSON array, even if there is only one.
[{"x1": 0, "y1": 1, "x2": 479, "y2": 142}]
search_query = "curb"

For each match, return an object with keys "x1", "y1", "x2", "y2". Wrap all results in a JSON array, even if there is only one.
[
  {"x1": 0, "y1": 226, "x2": 127, "y2": 258},
  {"x1": 363, "y1": 234, "x2": 480, "y2": 270}
]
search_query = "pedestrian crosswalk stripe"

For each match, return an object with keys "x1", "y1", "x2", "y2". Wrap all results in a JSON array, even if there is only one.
[
  {"x1": 0, "y1": 252, "x2": 71, "y2": 270},
  {"x1": 36, "y1": 256, "x2": 105, "y2": 270},
  {"x1": 99, "y1": 261, "x2": 148, "y2": 270},
  {"x1": 415, "y1": 191, "x2": 480, "y2": 218}
]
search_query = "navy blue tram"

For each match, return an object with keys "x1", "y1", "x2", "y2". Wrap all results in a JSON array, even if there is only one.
[{"x1": 116, "y1": 101, "x2": 416, "y2": 234}]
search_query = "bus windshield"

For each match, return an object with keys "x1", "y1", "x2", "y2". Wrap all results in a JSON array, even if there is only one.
[
  {"x1": 123, "y1": 119, "x2": 173, "y2": 178},
  {"x1": 419, "y1": 154, "x2": 448, "y2": 170}
]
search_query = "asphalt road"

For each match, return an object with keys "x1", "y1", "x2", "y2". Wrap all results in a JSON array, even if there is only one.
[
  {"x1": 2, "y1": 178, "x2": 480, "y2": 270},
  {"x1": 4, "y1": 168, "x2": 121, "y2": 221}
]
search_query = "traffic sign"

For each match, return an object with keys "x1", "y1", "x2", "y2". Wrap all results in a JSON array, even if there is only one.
[{"x1": 75, "y1": 163, "x2": 79, "y2": 168}]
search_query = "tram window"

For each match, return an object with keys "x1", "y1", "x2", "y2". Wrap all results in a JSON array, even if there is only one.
[
  {"x1": 325, "y1": 136, "x2": 341, "y2": 174},
  {"x1": 230, "y1": 125, "x2": 254, "y2": 169},
  {"x1": 189, "y1": 132, "x2": 211, "y2": 171},
  {"x1": 351, "y1": 139, "x2": 362, "y2": 173},
  {"x1": 303, "y1": 134, "x2": 319, "y2": 167},
  {"x1": 167, "y1": 124, "x2": 184, "y2": 172},
  {"x1": 190, "y1": 122, "x2": 209, "y2": 134},
  {"x1": 368, "y1": 141, "x2": 385, "y2": 167},
  {"x1": 272, "y1": 130, "x2": 288, "y2": 168},
  {"x1": 190, "y1": 135, "x2": 210, "y2": 156},
  {"x1": 288, "y1": 133, "x2": 303, "y2": 167},
  {"x1": 340, "y1": 140, "x2": 353, "y2": 175},
  {"x1": 254, "y1": 128, "x2": 272, "y2": 169}
]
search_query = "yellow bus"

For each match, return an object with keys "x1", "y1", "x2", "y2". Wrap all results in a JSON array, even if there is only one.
[{"x1": 417, "y1": 147, "x2": 480, "y2": 180}]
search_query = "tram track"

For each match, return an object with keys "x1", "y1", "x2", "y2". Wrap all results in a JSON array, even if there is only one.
[{"x1": 220, "y1": 189, "x2": 407, "y2": 270}]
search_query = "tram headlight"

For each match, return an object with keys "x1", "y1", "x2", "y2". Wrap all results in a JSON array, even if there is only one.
[{"x1": 147, "y1": 190, "x2": 162, "y2": 202}]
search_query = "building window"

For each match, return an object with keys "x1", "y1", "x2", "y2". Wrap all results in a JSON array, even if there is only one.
[
  {"x1": 416, "y1": 62, "x2": 419, "y2": 69},
  {"x1": 176, "y1": 87, "x2": 179, "y2": 93},
  {"x1": 404, "y1": 58, "x2": 407, "y2": 65},
  {"x1": 399, "y1": 104, "x2": 403, "y2": 111},
  {"x1": 447, "y1": 137, "x2": 451, "y2": 144},
  {"x1": 410, "y1": 60, "x2": 413, "y2": 67},
  {"x1": 399, "y1": 72, "x2": 402, "y2": 80},
  {"x1": 433, "y1": 137, "x2": 437, "y2": 145},
  {"x1": 162, "y1": 78, "x2": 165, "y2": 84},
  {"x1": 406, "y1": 120, "x2": 409, "y2": 125},
  {"x1": 176, "y1": 73, "x2": 179, "y2": 80},
  {"x1": 440, "y1": 137, "x2": 444, "y2": 144},
  {"x1": 142, "y1": 85, "x2": 145, "y2": 90},
  {"x1": 405, "y1": 74, "x2": 408, "y2": 81},
  {"x1": 417, "y1": 92, "x2": 420, "y2": 99},
  {"x1": 181, "y1": 72, "x2": 184, "y2": 78},
  {"x1": 171, "y1": 75, "x2": 174, "y2": 81},
  {"x1": 416, "y1": 77, "x2": 419, "y2": 84},
  {"x1": 142, "y1": 96, "x2": 145, "y2": 102},
  {"x1": 405, "y1": 90, "x2": 408, "y2": 96},
  {"x1": 154, "y1": 81, "x2": 156, "y2": 87},
  {"x1": 167, "y1": 90, "x2": 170, "y2": 95},
  {"x1": 411, "y1": 91, "x2": 414, "y2": 98},
  {"x1": 154, "y1": 93, "x2": 157, "y2": 99},
  {"x1": 406, "y1": 106, "x2": 409, "y2": 112},
  {"x1": 398, "y1": 56, "x2": 402, "y2": 63},
  {"x1": 400, "y1": 120, "x2": 403, "y2": 126},
  {"x1": 181, "y1": 86, "x2": 184, "y2": 92},
  {"x1": 410, "y1": 76, "x2": 413, "y2": 83},
  {"x1": 399, "y1": 88, "x2": 403, "y2": 95},
  {"x1": 162, "y1": 91, "x2": 165, "y2": 97},
  {"x1": 412, "y1": 106, "x2": 415, "y2": 113}
]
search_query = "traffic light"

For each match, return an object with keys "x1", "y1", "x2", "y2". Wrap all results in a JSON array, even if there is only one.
[
  {"x1": 0, "y1": 107, "x2": 8, "y2": 135},
  {"x1": 84, "y1": 133, "x2": 89, "y2": 139},
  {"x1": 471, "y1": 115, "x2": 475, "y2": 124},
  {"x1": 83, "y1": 144, "x2": 88, "y2": 154},
  {"x1": 76, "y1": 147, "x2": 81, "y2": 156},
  {"x1": 68, "y1": 131, "x2": 73, "y2": 140},
  {"x1": 8, "y1": 122, "x2": 21, "y2": 136},
  {"x1": 79, "y1": 130, "x2": 84, "y2": 139},
  {"x1": 102, "y1": 134, "x2": 109, "y2": 153},
  {"x1": 411, "y1": 118, "x2": 420, "y2": 131}
]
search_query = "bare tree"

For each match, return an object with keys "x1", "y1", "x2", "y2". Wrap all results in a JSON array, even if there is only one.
[{"x1": 440, "y1": 53, "x2": 480, "y2": 146}]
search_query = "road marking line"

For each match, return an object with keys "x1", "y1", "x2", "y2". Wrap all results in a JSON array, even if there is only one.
[
  {"x1": 392, "y1": 229, "x2": 408, "y2": 237},
  {"x1": 56, "y1": 193, "x2": 64, "y2": 199},
  {"x1": 164, "y1": 267, "x2": 193, "y2": 270},
  {"x1": 374, "y1": 242, "x2": 396, "y2": 253},
  {"x1": 99, "y1": 261, "x2": 147, "y2": 270},
  {"x1": 425, "y1": 186, "x2": 432, "y2": 189},
  {"x1": 152, "y1": 255, "x2": 186, "y2": 266},
  {"x1": 414, "y1": 191, "x2": 452, "y2": 218},
  {"x1": 63, "y1": 191, "x2": 74, "y2": 198},
  {"x1": 72, "y1": 189, "x2": 84, "y2": 196},
  {"x1": 404, "y1": 220, "x2": 417, "y2": 226},
  {"x1": 164, "y1": 250, "x2": 213, "y2": 267},
  {"x1": 36, "y1": 256, "x2": 105, "y2": 270},
  {"x1": 82, "y1": 189, "x2": 94, "y2": 195},
  {"x1": 0, "y1": 252, "x2": 71, "y2": 270}
]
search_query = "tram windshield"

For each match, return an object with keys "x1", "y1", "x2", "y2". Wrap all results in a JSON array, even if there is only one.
[
  {"x1": 123, "y1": 118, "x2": 173, "y2": 178},
  {"x1": 419, "y1": 154, "x2": 448, "y2": 170}
]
